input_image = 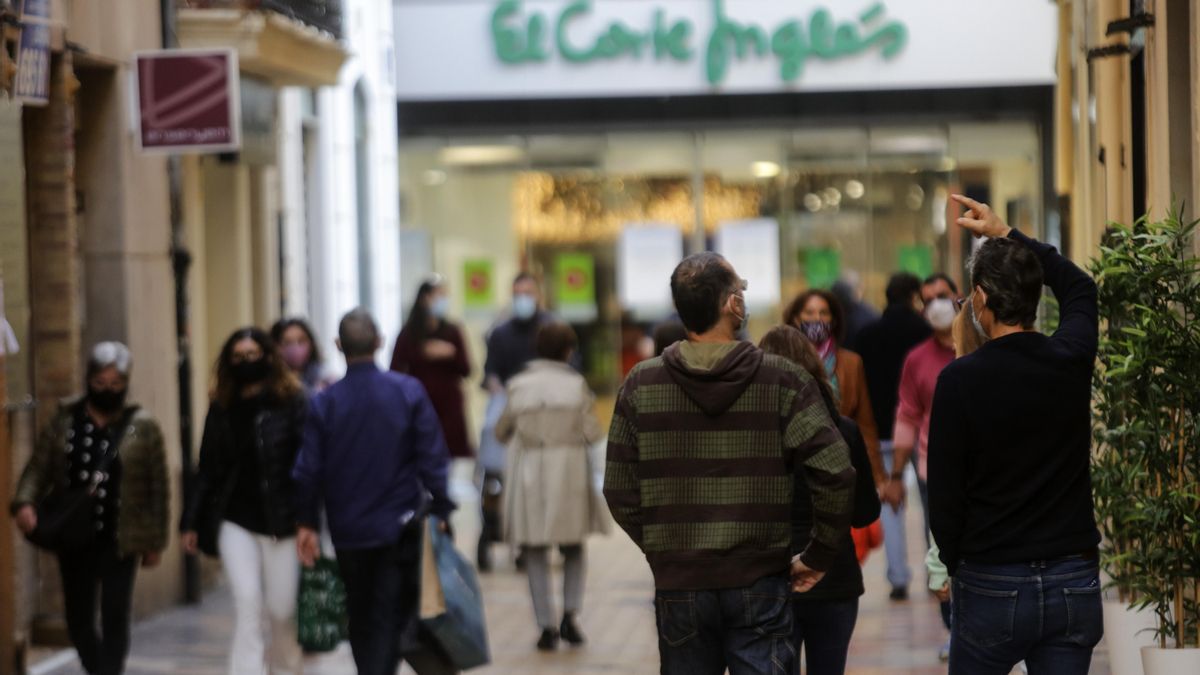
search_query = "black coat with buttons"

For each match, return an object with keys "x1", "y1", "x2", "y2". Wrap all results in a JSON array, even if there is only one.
[{"x1": 180, "y1": 392, "x2": 308, "y2": 556}]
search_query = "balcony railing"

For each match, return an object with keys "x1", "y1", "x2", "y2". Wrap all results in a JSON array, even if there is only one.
[{"x1": 184, "y1": 0, "x2": 342, "y2": 39}]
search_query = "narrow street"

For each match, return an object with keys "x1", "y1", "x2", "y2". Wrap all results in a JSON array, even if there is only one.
[{"x1": 35, "y1": 470, "x2": 1111, "y2": 675}]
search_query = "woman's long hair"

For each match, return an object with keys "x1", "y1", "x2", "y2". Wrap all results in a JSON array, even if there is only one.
[
  {"x1": 211, "y1": 327, "x2": 302, "y2": 408},
  {"x1": 758, "y1": 325, "x2": 838, "y2": 419},
  {"x1": 782, "y1": 289, "x2": 846, "y2": 345},
  {"x1": 270, "y1": 317, "x2": 323, "y2": 369},
  {"x1": 401, "y1": 279, "x2": 443, "y2": 343}
]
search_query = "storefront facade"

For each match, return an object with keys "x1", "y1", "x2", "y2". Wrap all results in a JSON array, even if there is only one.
[{"x1": 393, "y1": 0, "x2": 1059, "y2": 396}]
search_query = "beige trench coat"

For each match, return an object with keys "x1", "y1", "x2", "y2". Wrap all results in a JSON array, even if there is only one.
[{"x1": 496, "y1": 360, "x2": 609, "y2": 546}]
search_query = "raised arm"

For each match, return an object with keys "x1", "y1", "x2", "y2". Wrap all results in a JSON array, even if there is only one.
[
  {"x1": 603, "y1": 385, "x2": 643, "y2": 548},
  {"x1": 1008, "y1": 228, "x2": 1098, "y2": 360}
]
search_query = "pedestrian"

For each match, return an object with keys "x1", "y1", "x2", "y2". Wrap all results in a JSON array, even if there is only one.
[
  {"x1": 853, "y1": 272, "x2": 931, "y2": 600},
  {"x1": 928, "y1": 195, "x2": 1102, "y2": 674},
  {"x1": 293, "y1": 308, "x2": 458, "y2": 675},
  {"x1": 495, "y1": 321, "x2": 606, "y2": 651},
  {"x1": 477, "y1": 273, "x2": 555, "y2": 571},
  {"x1": 11, "y1": 342, "x2": 169, "y2": 675},
  {"x1": 759, "y1": 326, "x2": 881, "y2": 675},
  {"x1": 180, "y1": 327, "x2": 308, "y2": 675},
  {"x1": 604, "y1": 252, "x2": 855, "y2": 675},
  {"x1": 881, "y1": 273, "x2": 960, "y2": 659},
  {"x1": 271, "y1": 317, "x2": 333, "y2": 396},
  {"x1": 391, "y1": 277, "x2": 474, "y2": 459},
  {"x1": 783, "y1": 290, "x2": 884, "y2": 486},
  {"x1": 833, "y1": 270, "x2": 878, "y2": 349}
]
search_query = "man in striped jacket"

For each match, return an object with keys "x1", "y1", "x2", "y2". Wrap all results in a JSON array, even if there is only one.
[{"x1": 604, "y1": 252, "x2": 856, "y2": 675}]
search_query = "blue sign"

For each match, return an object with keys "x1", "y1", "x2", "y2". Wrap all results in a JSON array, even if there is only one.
[{"x1": 15, "y1": 0, "x2": 52, "y2": 106}]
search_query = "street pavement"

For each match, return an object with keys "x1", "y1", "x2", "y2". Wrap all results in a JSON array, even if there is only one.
[{"x1": 36, "y1": 469, "x2": 1110, "y2": 675}]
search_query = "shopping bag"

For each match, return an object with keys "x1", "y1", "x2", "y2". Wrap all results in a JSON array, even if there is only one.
[
  {"x1": 297, "y1": 557, "x2": 348, "y2": 653},
  {"x1": 851, "y1": 518, "x2": 885, "y2": 565},
  {"x1": 419, "y1": 523, "x2": 446, "y2": 619},
  {"x1": 421, "y1": 523, "x2": 491, "y2": 670}
]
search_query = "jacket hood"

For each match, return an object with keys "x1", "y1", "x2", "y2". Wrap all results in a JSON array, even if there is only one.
[{"x1": 662, "y1": 341, "x2": 763, "y2": 416}]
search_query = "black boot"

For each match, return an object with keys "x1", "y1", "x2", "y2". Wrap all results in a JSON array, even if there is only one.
[
  {"x1": 560, "y1": 613, "x2": 586, "y2": 646},
  {"x1": 476, "y1": 535, "x2": 492, "y2": 573},
  {"x1": 536, "y1": 628, "x2": 560, "y2": 651}
]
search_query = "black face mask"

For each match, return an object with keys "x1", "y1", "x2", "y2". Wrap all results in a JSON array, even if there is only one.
[
  {"x1": 88, "y1": 388, "x2": 128, "y2": 415},
  {"x1": 230, "y1": 358, "x2": 271, "y2": 386}
]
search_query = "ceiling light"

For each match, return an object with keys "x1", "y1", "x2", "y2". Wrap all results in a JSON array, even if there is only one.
[
  {"x1": 845, "y1": 179, "x2": 865, "y2": 199},
  {"x1": 422, "y1": 169, "x2": 447, "y2": 186},
  {"x1": 751, "y1": 161, "x2": 782, "y2": 179},
  {"x1": 439, "y1": 145, "x2": 526, "y2": 167},
  {"x1": 803, "y1": 193, "x2": 823, "y2": 212}
]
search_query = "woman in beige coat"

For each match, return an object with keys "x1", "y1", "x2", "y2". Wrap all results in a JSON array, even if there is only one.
[{"x1": 496, "y1": 321, "x2": 606, "y2": 652}]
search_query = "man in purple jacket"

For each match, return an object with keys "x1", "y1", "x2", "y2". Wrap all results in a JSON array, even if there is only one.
[{"x1": 293, "y1": 308, "x2": 456, "y2": 675}]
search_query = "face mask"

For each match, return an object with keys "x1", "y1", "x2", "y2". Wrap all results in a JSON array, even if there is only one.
[
  {"x1": 281, "y1": 344, "x2": 311, "y2": 371},
  {"x1": 430, "y1": 296, "x2": 450, "y2": 319},
  {"x1": 512, "y1": 294, "x2": 538, "y2": 320},
  {"x1": 925, "y1": 298, "x2": 957, "y2": 331},
  {"x1": 231, "y1": 358, "x2": 271, "y2": 386},
  {"x1": 799, "y1": 321, "x2": 833, "y2": 346},
  {"x1": 969, "y1": 295, "x2": 990, "y2": 341},
  {"x1": 88, "y1": 388, "x2": 127, "y2": 414},
  {"x1": 729, "y1": 293, "x2": 748, "y2": 332}
]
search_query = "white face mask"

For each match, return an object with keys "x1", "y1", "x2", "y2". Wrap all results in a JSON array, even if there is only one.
[
  {"x1": 925, "y1": 298, "x2": 956, "y2": 331},
  {"x1": 969, "y1": 294, "x2": 989, "y2": 340},
  {"x1": 429, "y1": 296, "x2": 450, "y2": 319},
  {"x1": 512, "y1": 293, "x2": 537, "y2": 320}
]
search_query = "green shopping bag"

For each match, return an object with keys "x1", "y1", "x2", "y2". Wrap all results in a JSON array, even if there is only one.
[{"x1": 297, "y1": 556, "x2": 348, "y2": 653}]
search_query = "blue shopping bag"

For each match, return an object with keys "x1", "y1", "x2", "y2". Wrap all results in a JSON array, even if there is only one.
[{"x1": 421, "y1": 523, "x2": 491, "y2": 669}]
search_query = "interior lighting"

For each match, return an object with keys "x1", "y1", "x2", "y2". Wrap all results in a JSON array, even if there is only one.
[
  {"x1": 906, "y1": 184, "x2": 925, "y2": 211},
  {"x1": 845, "y1": 179, "x2": 865, "y2": 199},
  {"x1": 422, "y1": 169, "x2": 447, "y2": 186},
  {"x1": 803, "y1": 193, "x2": 823, "y2": 212},
  {"x1": 752, "y1": 161, "x2": 782, "y2": 178},
  {"x1": 822, "y1": 187, "x2": 842, "y2": 207},
  {"x1": 439, "y1": 144, "x2": 526, "y2": 166}
]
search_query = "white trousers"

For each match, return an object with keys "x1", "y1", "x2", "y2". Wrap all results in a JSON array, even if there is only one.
[{"x1": 219, "y1": 521, "x2": 303, "y2": 675}]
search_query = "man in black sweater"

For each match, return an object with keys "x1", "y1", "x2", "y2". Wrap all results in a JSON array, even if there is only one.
[{"x1": 928, "y1": 195, "x2": 1102, "y2": 675}]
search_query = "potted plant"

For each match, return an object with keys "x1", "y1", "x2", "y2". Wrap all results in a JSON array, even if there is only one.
[{"x1": 1090, "y1": 207, "x2": 1200, "y2": 674}]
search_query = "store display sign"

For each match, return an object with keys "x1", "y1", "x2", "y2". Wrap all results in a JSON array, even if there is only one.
[
  {"x1": 715, "y1": 219, "x2": 780, "y2": 310},
  {"x1": 554, "y1": 252, "x2": 598, "y2": 322},
  {"x1": 802, "y1": 247, "x2": 840, "y2": 289},
  {"x1": 897, "y1": 244, "x2": 933, "y2": 280},
  {"x1": 394, "y1": 0, "x2": 1057, "y2": 100},
  {"x1": 134, "y1": 49, "x2": 242, "y2": 154},
  {"x1": 463, "y1": 259, "x2": 495, "y2": 308},
  {"x1": 14, "y1": 0, "x2": 52, "y2": 106},
  {"x1": 618, "y1": 226, "x2": 682, "y2": 321}
]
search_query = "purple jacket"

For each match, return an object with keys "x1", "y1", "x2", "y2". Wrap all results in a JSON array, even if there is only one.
[{"x1": 292, "y1": 362, "x2": 455, "y2": 550}]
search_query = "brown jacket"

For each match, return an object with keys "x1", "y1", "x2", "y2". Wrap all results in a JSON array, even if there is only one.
[
  {"x1": 12, "y1": 398, "x2": 170, "y2": 557},
  {"x1": 833, "y1": 348, "x2": 884, "y2": 485}
]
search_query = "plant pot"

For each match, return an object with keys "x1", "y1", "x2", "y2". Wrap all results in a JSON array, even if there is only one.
[
  {"x1": 1103, "y1": 600, "x2": 1158, "y2": 675},
  {"x1": 1140, "y1": 646, "x2": 1200, "y2": 674}
]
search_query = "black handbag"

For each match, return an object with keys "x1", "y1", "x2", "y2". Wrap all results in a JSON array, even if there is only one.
[{"x1": 25, "y1": 423, "x2": 125, "y2": 553}]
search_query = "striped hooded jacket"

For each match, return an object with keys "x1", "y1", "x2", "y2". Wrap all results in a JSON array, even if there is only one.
[{"x1": 603, "y1": 340, "x2": 855, "y2": 591}]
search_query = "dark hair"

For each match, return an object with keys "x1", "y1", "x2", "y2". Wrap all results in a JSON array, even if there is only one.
[
  {"x1": 212, "y1": 327, "x2": 301, "y2": 407},
  {"x1": 401, "y1": 280, "x2": 443, "y2": 342},
  {"x1": 513, "y1": 272, "x2": 537, "y2": 288},
  {"x1": 783, "y1": 289, "x2": 846, "y2": 344},
  {"x1": 339, "y1": 308, "x2": 381, "y2": 359},
  {"x1": 758, "y1": 326, "x2": 837, "y2": 417},
  {"x1": 270, "y1": 317, "x2": 323, "y2": 367},
  {"x1": 670, "y1": 252, "x2": 740, "y2": 334},
  {"x1": 536, "y1": 321, "x2": 577, "y2": 361},
  {"x1": 652, "y1": 321, "x2": 688, "y2": 356},
  {"x1": 923, "y1": 272, "x2": 959, "y2": 295},
  {"x1": 970, "y1": 237, "x2": 1044, "y2": 328},
  {"x1": 885, "y1": 273, "x2": 922, "y2": 307}
]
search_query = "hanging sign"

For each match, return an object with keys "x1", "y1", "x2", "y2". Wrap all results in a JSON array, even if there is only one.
[
  {"x1": 134, "y1": 49, "x2": 242, "y2": 154},
  {"x1": 715, "y1": 218, "x2": 780, "y2": 310},
  {"x1": 897, "y1": 244, "x2": 933, "y2": 280},
  {"x1": 463, "y1": 259, "x2": 495, "y2": 309},
  {"x1": 14, "y1": 0, "x2": 52, "y2": 106},
  {"x1": 802, "y1": 247, "x2": 840, "y2": 289},
  {"x1": 554, "y1": 252, "x2": 597, "y2": 322}
]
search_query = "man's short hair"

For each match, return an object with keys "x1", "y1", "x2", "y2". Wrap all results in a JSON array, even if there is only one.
[
  {"x1": 513, "y1": 272, "x2": 537, "y2": 288},
  {"x1": 339, "y1": 308, "x2": 380, "y2": 358},
  {"x1": 970, "y1": 238, "x2": 1044, "y2": 328},
  {"x1": 885, "y1": 273, "x2": 922, "y2": 307},
  {"x1": 923, "y1": 272, "x2": 959, "y2": 295},
  {"x1": 670, "y1": 253, "x2": 739, "y2": 334},
  {"x1": 536, "y1": 321, "x2": 578, "y2": 361},
  {"x1": 87, "y1": 342, "x2": 132, "y2": 381}
]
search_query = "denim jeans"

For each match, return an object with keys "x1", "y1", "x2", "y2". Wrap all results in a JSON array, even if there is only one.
[
  {"x1": 655, "y1": 574, "x2": 795, "y2": 675},
  {"x1": 793, "y1": 598, "x2": 858, "y2": 675},
  {"x1": 950, "y1": 556, "x2": 1103, "y2": 675},
  {"x1": 879, "y1": 441, "x2": 912, "y2": 590}
]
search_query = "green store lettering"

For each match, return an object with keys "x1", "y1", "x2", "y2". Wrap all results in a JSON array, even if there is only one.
[{"x1": 489, "y1": 0, "x2": 908, "y2": 85}]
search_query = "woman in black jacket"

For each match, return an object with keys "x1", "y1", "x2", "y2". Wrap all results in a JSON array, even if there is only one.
[
  {"x1": 760, "y1": 325, "x2": 881, "y2": 675},
  {"x1": 180, "y1": 327, "x2": 307, "y2": 675}
]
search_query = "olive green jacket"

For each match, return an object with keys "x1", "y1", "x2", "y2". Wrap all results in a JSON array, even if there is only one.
[{"x1": 11, "y1": 397, "x2": 170, "y2": 557}]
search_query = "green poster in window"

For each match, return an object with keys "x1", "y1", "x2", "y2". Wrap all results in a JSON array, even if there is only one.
[
  {"x1": 897, "y1": 245, "x2": 933, "y2": 280},
  {"x1": 802, "y1": 248, "x2": 840, "y2": 289},
  {"x1": 463, "y1": 259, "x2": 494, "y2": 308},
  {"x1": 555, "y1": 252, "x2": 597, "y2": 321}
]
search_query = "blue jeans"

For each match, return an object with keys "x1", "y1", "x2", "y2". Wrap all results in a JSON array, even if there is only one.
[
  {"x1": 879, "y1": 441, "x2": 912, "y2": 589},
  {"x1": 793, "y1": 598, "x2": 858, "y2": 675},
  {"x1": 950, "y1": 556, "x2": 1103, "y2": 675},
  {"x1": 655, "y1": 574, "x2": 795, "y2": 675}
]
